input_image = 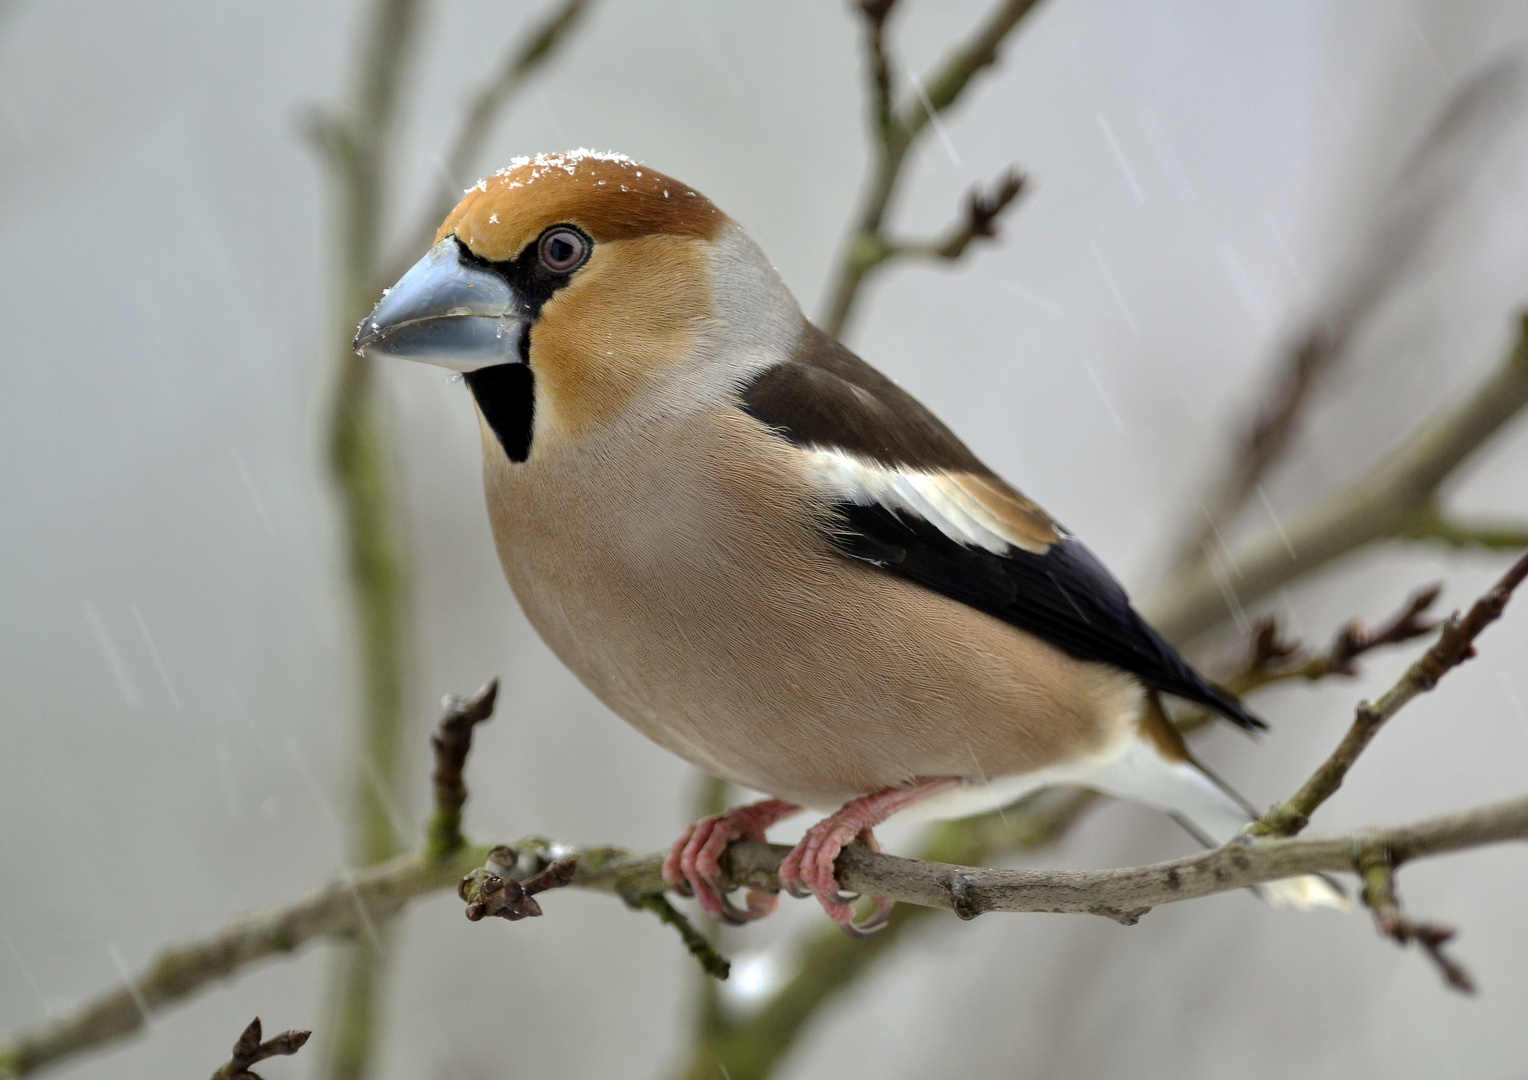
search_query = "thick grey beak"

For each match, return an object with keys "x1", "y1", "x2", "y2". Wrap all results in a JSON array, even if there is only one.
[{"x1": 353, "y1": 237, "x2": 526, "y2": 372}]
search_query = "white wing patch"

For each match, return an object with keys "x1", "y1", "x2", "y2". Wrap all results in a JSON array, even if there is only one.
[{"x1": 801, "y1": 447, "x2": 1050, "y2": 555}]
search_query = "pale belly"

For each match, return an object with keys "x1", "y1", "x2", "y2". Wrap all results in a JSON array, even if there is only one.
[{"x1": 482, "y1": 409, "x2": 1143, "y2": 810}]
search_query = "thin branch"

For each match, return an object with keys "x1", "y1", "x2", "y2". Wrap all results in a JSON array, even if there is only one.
[
  {"x1": 1231, "y1": 584, "x2": 1442, "y2": 696},
  {"x1": 425, "y1": 679, "x2": 499, "y2": 858},
  {"x1": 210, "y1": 1018, "x2": 311, "y2": 1080},
  {"x1": 1169, "y1": 584, "x2": 1442, "y2": 738},
  {"x1": 1400, "y1": 505, "x2": 1528, "y2": 550},
  {"x1": 394, "y1": 0, "x2": 593, "y2": 276},
  {"x1": 1175, "y1": 59, "x2": 1525, "y2": 566},
  {"x1": 8, "y1": 772, "x2": 1522, "y2": 1078},
  {"x1": 821, "y1": 0, "x2": 1046, "y2": 337},
  {"x1": 1149, "y1": 313, "x2": 1528, "y2": 643},
  {"x1": 0, "y1": 847, "x2": 485, "y2": 1080},
  {"x1": 303, "y1": 2, "x2": 432, "y2": 1077},
  {"x1": 623, "y1": 894, "x2": 733, "y2": 982},
  {"x1": 1357, "y1": 844, "x2": 1475, "y2": 993},
  {"x1": 1255, "y1": 548, "x2": 1528, "y2": 836},
  {"x1": 856, "y1": 170, "x2": 1027, "y2": 269}
]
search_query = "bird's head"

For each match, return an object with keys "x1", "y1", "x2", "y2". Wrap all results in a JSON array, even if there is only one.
[{"x1": 354, "y1": 150, "x2": 801, "y2": 462}]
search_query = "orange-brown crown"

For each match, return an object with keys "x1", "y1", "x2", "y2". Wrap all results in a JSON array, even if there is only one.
[{"x1": 436, "y1": 151, "x2": 726, "y2": 261}]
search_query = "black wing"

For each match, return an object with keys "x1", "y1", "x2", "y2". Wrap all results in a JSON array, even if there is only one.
[
  {"x1": 741, "y1": 322, "x2": 1264, "y2": 732},
  {"x1": 832, "y1": 502, "x2": 1264, "y2": 731}
]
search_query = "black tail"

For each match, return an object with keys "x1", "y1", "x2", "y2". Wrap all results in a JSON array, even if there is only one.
[
  {"x1": 1191, "y1": 679, "x2": 1267, "y2": 733},
  {"x1": 1126, "y1": 611, "x2": 1268, "y2": 733}
]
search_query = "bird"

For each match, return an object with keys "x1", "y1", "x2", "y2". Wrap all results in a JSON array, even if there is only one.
[{"x1": 354, "y1": 149, "x2": 1347, "y2": 935}]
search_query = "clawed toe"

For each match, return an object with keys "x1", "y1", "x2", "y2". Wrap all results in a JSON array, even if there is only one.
[
  {"x1": 664, "y1": 798, "x2": 801, "y2": 924},
  {"x1": 839, "y1": 895, "x2": 895, "y2": 937}
]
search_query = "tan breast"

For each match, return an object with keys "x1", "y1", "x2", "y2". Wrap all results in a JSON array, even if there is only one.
[{"x1": 481, "y1": 405, "x2": 1142, "y2": 809}]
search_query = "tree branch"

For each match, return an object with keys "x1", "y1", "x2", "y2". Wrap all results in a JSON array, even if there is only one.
[
  {"x1": 693, "y1": 795, "x2": 1528, "y2": 922},
  {"x1": 1175, "y1": 59, "x2": 1525, "y2": 566},
  {"x1": 209, "y1": 1018, "x2": 311, "y2": 1080},
  {"x1": 1357, "y1": 843, "x2": 1475, "y2": 993},
  {"x1": 1399, "y1": 505, "x2": 1528, "y2": 550},
  {"x1": 820, "y1": 0, "x2": 1045, "y2": 337},
  {"x1": 302, "y1": 2, "x2": 430, "y2": 1077},
  {"x1": 425, "y1": 679, "x2": 499, "y2": 858},
  {"x1": 1255, "y1": 548, "x2": 1528, "y2": 837},
  {"x1": 1149, "y1": 314, "x2": 1528, "y2": 643},
  {"x1": 1229, "y1": 584, "x2": 1442, "y2": 697},
  {"x1": 0, "y1": 847, "x2": 485, "y2": 1080},
  {"x1": 854, "y1": 169, "x2": 1027, "y2": 270}
]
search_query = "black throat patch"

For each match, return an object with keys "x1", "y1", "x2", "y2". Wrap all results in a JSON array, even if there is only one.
[{"x1": 465, "y1": 363, "x2": 535, "y2": 463}]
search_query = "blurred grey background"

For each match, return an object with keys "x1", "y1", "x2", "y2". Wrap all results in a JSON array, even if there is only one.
[{"x1": 4, "y1": 0, "x2": 1528, "y2": 1077}]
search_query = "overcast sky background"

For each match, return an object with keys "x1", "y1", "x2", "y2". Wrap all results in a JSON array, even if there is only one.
[{"x1": 3, "y1": 1, "x2": 1528, "y2": 1078}]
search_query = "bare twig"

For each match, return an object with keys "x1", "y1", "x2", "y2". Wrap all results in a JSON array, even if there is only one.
[
  {"x1": 1168, "y1": 584, "x2": 1442, "y2": 738},
  {"x1": 0, "y1": 847, "x2": 486, "y2": 1080},
  {"x1": 1232, "y1": 584, "x2": 1442, "y2": 695},
  {"x1": 1149, "y1": 314, "x2": 1528, "y2": 643},
  {"x1": 623, "y1": 893, "x2": 732, "y2": 981},
  {"x1": 855, "y1": 170, "x2": 1027, "y2": 270},
  {"x1": 394, "y1": 0, "x2": 593, "y2": 275},
  {"x1": 459, "y1": 844, "x2": 578, "y2": 922},
  {"x1": 1176, "y1": 59, "x2": 1525, "y2": 566},
  {"x1": 210, "y1": 1018, "x2": 311, "y2": 1080},
  {"x1": 1256, "y1": 548, "x2": 1528, "y2": 836},
  {"x1": 1357, "y1": 844, "x2": 1475, "y2": 994},
  {"x1": 821, "y1": 0, "x2": 1046, "y2": 337},
  {"x1": 1400, "y1": 506, "x2": 1528, "y2": 550},
  {"x1": 426, "y1": 679, "x2": 499, "y2": 858}
]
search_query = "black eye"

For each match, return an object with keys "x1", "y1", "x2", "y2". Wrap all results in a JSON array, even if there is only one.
[{"x1": 538, "y1": 226, "x2": 588, "y2": 273}]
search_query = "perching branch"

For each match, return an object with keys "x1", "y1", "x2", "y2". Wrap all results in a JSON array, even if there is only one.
[
  {"x1": 702, "y1": 795, "x2": 1528, "y2": 923},
  {"x1": 672, "y1": 787, "x2": 1095, "y2": 1080},
  {"x1": 1255, "y1": 548, "x2": 1528, "y2": 837},
  {"x1": 209, "y1": 1018, "x2": 311, "y2": 1080},
  {"x1": 821, "y1": 0, "x2": 1046, "y2": 337},
  {"x1": 5, "y1": 562, "x2": 1521, "y2": 1080}
]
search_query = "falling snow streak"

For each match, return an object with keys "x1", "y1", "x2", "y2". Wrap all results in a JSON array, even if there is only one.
[{"x1": 82, "y1": 601, "x2": 139, "y2": 707}]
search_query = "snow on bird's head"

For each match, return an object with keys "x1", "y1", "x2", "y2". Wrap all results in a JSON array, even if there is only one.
[{"x1": 437, "y1": 150, "x2": 724, "y2": 262}]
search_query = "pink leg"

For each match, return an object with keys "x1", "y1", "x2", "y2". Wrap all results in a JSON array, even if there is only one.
[
  {"x1": 778, "y1": 778, "x2": 960, "y2": 937},
  {"x1": 663, "y1": 798, "x2": 801, "y2": 924}
]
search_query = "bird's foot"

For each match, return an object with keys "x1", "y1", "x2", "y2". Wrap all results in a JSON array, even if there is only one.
[
  {"x1": 662, "y1": 798, "x2": 800, "y2": 924},
  {"x1": 777, "y1": 778, "x2": 960, "y2": 937}
]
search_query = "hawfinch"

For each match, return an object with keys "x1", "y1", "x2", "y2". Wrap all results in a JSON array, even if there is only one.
[{"x1": 356, "y1": 150, "x2": 1345, "y2": 934}]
